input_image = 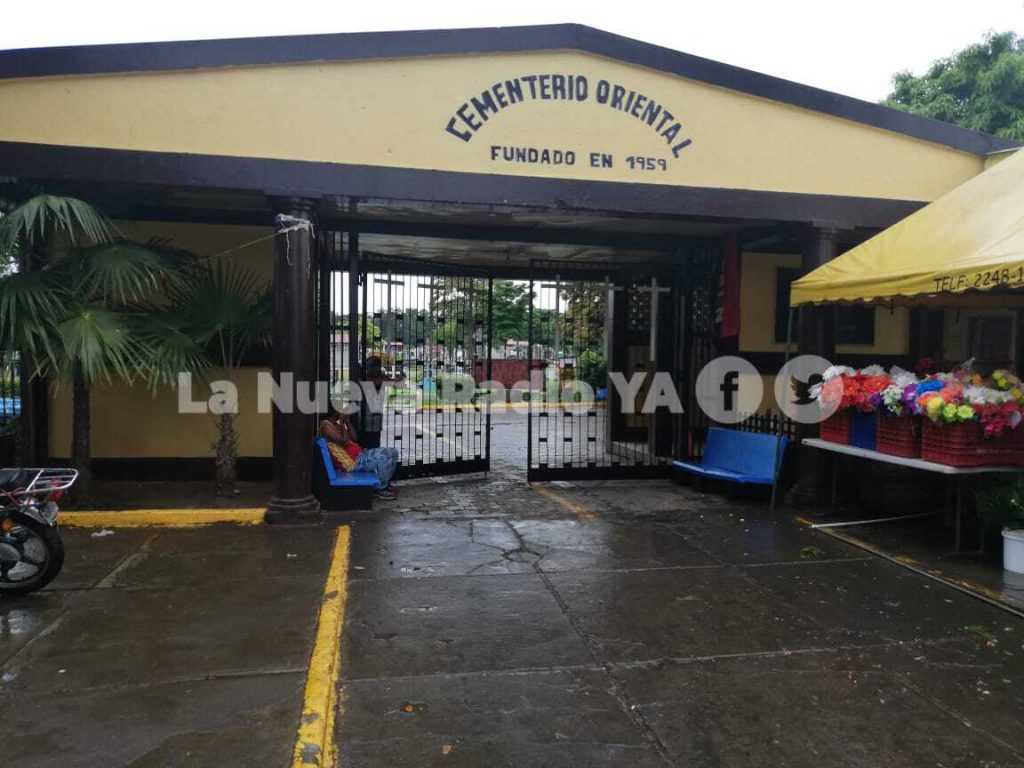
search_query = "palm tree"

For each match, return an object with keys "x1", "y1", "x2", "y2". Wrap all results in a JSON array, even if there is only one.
[
  {"x1": 0, "y1": 195, "x2": 182, "y2": 503},
  {"x1": 145, "y1": 262, "x2": 271, "y2": 495}
]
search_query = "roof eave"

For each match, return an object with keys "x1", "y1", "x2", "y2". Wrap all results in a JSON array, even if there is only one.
[{"x1": 0, "y1": 23, "x2": 1017, "y2": 156}]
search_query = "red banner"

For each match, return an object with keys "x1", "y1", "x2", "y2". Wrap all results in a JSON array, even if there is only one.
[{"x1": 717, "y1": 235, "x2": 741, "y2": 338}]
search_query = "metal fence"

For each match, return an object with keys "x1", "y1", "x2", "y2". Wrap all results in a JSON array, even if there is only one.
[
  {"x1": 0, "y1": 352, "x2": 19, "y2": 465},
  {"x1": 732, "y1": 410, "x2": 796, "y2": 439},
  {"x1": 0, "y1": 352, "x2": 19, "y2": 429}
]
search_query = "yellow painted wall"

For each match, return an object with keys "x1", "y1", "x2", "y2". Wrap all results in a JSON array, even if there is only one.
[
  {"x1": 116, "y1": 220, "x2": 275, "y2": 284},
  {"x1": 48, "y1": 221, "x2": 275, "y2": 459},
  {"x1": 739, "y1": 251, "x2": 909, "y2": 356},
  {"x1": 0, "y1": 51, "x2": 982, "y2": 200},
  {"x1": 740, "y1": 251, "x2": 909, "y2": 412},
  {"x1": 49, "y1": 369, "x2": 272, "y2": 459}
]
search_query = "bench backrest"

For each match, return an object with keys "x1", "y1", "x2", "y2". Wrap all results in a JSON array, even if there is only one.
[
  {"x1": 315, "y1": 437, "x2": 339, "y2": 482},
  {"x1": 701, "y1": 427, "x2": 788, "y2": 479}
]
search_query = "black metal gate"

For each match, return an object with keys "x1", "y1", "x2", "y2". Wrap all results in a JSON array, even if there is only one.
[
  {"x1": 679, "y1": 247, "x2": 721, "y2": 460},
  {"x1": 526, "y1": 266, "x2": 680, "y2": 481},
  {"x1": 322, "y1": 234, "x2": 492, "y2": 480}
]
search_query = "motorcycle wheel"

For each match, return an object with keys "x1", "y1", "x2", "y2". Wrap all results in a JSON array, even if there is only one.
[{"x1": 0, "y1": 513, "x2": 65, "y2": 595}]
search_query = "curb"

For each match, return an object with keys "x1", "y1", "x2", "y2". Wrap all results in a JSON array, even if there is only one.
[{"x1": 61, "y1": 508, "x2": 265, "y2": 528}]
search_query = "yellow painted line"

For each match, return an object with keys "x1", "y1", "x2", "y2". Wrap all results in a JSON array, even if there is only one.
[
  {"x1": 292, "y1": 526, "x2": 350, "y2": 768},
  {"x1": 61, "y1": 508, "x2": 265, "y2": 528},
  {"x1": 952, "y1": 578, "x2": 1002, "y2": 600},
  {"x1": 799, "y1": 515, "x2": 1024, "y2": 620},
  {"x1": 532, "y1": 484, "x2": 596, "y2": 521}
]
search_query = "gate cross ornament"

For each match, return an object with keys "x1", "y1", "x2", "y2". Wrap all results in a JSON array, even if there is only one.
[
  {"x1": 539, "y1": 276, "x2": 563, "y2": 365},
  {"x1": 374, "y1": 274, "x2": 404, "y2": 344},
  {"x1": 637, "y1": 277, "x2": 671, "y2": 359}
]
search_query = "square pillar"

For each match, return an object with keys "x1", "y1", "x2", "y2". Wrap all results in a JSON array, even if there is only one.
[
  {"x1": 788, "y1": 226, "x2": 840, "y2": 509},
  {"x1": 266, "y1": 198, "x2": 321, "y2": 524}
]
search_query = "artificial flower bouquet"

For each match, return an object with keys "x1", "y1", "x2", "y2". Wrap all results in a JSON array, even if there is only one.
[
  {"x1": 819, "y1": 365, "x2": 893, "y2": 415},
  {"x1": 818, "y1": 365, "x2": 893, "y2": 448},
  {"x1": 817, "y1": 364, "x2": 1024, "y2": 462},
  {"x1": 911, "y1": 366, "x2": 1024, "y2": 466},
  {"x1": 817, "y1": 365, "x2": 856, "y2": 444},
  {"x1": 875, "y1": 367, "x2": 925, "y2": 457},
  {"x1": 914, "y1": 367, "x2": 1024, "y2": 439}
]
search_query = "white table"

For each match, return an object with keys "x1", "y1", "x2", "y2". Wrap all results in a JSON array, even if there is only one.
[{"x1": 802, "y1": 438, "x2": 1024, "y2": 552}]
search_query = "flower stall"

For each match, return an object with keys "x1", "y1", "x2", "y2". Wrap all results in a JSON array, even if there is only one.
[
  {"x1": 817, "y1": 364, "x2": 1024, "y2": 466},
  {"x1": 785, "y1": 148, "x2": 1024, "y2": 572}
]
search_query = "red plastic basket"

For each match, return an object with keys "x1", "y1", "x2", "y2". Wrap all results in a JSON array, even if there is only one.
[
  {"x1": 876, "y1": 414, "x2": 921, "y2": 458},
  {"x1": 820, "y1": 412, "x2": 851, "y2": 444},
  {"x1": 921, "y1": 420, "x2": 1024, "y2": 467}
]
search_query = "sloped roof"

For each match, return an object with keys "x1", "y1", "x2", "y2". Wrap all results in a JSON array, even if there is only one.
[
  {"x1": 0, "y1": 24, "x2": 1016, "y2": 156},
  {"x1": 791, "y1": 149, "x2": 1024, "y2": 306}
]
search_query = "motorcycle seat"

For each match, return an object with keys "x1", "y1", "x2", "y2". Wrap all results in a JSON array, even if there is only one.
[{"x1": 0, "y1": 469, "x2": 36, "y2": 493}]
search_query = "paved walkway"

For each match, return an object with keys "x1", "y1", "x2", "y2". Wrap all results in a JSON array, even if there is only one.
[
  {"x1": 0, "y1": 525, "x2": 335, "y2": 767},
  {"x1": 2, "y1": 416, "x2": 1023, "y2": 766},
  {"x1": 336, "y1": 419, "x2": 1024, "y2": 767}
]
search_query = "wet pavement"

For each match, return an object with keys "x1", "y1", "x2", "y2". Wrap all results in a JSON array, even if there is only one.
[
  {"x1": 814, "y1": 513, "x2": 1024, "y2": 614},
  {"x1": 3, "y1": 412, "x2": 1024, "y2": 766},
  {"x1": 336, "y1": 415, "x2": 1024, "y2": 767},
  {"x1": 0, "y1": 525, "x2": 335, "y2": 768}
]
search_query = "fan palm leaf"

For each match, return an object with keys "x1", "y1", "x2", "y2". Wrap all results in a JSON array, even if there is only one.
[
  {"x1": 51, "y1": 241, "x2": 186, "y2": 305},
  {"x1": 0, "y1": 194, "x2": 116, "y2": 253},
  {"x1": 56, "y1": 304, "x2": 150, "y2": 385},
  {"x1": 131, "y1": 306, "x2": 212, "y2": 389},
  {"x1": 166, "y1": 262, "x2": 271, "y2": 369},
  {"x1": 0, "y1": 269, "x2": 65, "y2": 364}
]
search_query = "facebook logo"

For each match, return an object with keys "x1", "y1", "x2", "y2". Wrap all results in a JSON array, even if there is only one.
[
  {"x1": 719, "y1": 370, "x2": 740, "y2": 412},
  {"x1": 695, "y1": 356, "x2": 761, "y2": 424}
]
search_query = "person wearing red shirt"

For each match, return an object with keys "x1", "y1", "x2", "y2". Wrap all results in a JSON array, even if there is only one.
[{"x1": 319, "y1": 408, "x2": 399, "y2": 500}]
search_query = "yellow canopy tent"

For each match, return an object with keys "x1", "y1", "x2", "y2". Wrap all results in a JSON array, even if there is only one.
[{"x1": 790, "y1": 148, "x2": 1024, "y2": 308}]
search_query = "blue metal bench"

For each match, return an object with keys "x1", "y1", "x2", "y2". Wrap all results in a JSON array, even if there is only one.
[
  {"x1": 673, "y1": 427, "x2": 788, "y2": 489},
  {"x1": 313, "y1": 437, "x2": 381, "y2": 511}
]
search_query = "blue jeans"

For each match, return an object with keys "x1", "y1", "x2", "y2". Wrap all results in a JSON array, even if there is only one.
[{"x1": 354, "y1": 447, "x2": 399, "y2": 488}]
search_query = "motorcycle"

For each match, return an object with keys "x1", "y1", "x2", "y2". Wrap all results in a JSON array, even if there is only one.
[{"x1": 0, "y1": 467, "x2": 78, "y2": 595}]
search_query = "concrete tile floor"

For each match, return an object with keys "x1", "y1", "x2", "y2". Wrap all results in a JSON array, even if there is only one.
[
  {"x1": 336, "y1": 446, "x2": 1024, "y2": 767},
  {"x1": 2, "y1": 413, "x2": 1023, "y2": 766},
  {"x1": 0, "y1": 525, "x2": 333, "y2": 768}
]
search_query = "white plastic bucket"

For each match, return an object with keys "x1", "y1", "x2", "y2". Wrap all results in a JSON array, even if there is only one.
[{"x1": 1002, "y1": 528, "x2": 1024, "y2": 574}]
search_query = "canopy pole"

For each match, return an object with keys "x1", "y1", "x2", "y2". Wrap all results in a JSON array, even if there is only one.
[{"x1": 769, "y1": 306, "x2": 795, "y2": 513}]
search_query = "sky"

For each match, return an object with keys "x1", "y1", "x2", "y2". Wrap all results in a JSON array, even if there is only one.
[{"x1": 1, "y1": 0, "x2": 1022, "y2": 102}]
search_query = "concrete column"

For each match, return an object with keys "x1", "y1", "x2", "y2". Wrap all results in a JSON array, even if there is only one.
[
  {"x1": 266, "y1": 197, "x2": 321, "y2": 524},
  {"x1": 788, "y1": 226, "x2": 839, "y2": 509}
]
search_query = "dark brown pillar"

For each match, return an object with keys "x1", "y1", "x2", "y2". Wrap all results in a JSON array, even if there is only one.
[
  {"x1": 266, "y1": 198, "x2": 321, "y2": 524},
  {"x1": 788, "y1": 226, "x2": 839, "y2": 509}
]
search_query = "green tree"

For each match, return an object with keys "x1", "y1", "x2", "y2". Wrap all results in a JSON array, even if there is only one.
[
  {"x1": 560, "y1": 283, "x2": 605, "y2": 353},
  {"x1": 884, "y1": 31, "x2": 1024, "y2": 140},
  {"x1": 576, "y1": 349, "x2": 607, "y2": 390},
  {"x1": 491, "y1": 281, "x2": 530, "y2": 343},
  {"x1": 0, "y1": 195, "x2": 183, "y2": 502},
  {"x1": 330, "y1": 311, "x2": 383, "y2": 358},
  {"x1": 427, "y1": 279, "x2": 532, "y2": 344},
  {"x1": 143, "y1": 262, "x2": 270, "y2": 495}
]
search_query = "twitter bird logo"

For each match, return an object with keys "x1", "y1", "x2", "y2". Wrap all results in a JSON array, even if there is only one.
[{"x1": 790, "y1": 373, "x2": 823, "y2": 405}]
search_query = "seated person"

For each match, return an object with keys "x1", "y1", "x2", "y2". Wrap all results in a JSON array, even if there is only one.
[
  {"x1": 319, "y1": 407, "x2": 399, "y2": 500},
  {"x1": 358, "y1": 355, "x2": 387, "y2": 449}
]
